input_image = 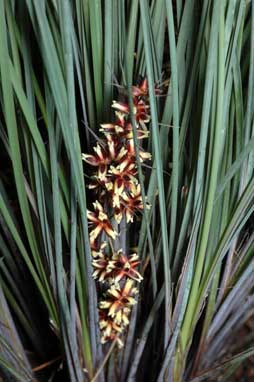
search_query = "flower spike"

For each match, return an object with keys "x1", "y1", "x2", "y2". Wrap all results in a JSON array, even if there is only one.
[{"x1": 82, "y1": 78, "x2": 153, "y2": 347}]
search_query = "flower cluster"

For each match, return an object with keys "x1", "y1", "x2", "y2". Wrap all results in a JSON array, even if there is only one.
[{"x1": 82, "y1": 79, "x2": 151, "y2": 347}]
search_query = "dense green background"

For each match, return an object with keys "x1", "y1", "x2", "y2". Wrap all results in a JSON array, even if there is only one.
[{"x1": 0, "y1": 1, "x2": 253, "y2": 381}]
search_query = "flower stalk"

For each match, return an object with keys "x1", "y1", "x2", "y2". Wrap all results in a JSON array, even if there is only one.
[{"x1": 82, "y1": 79, "x2": 151, "y2": 347}]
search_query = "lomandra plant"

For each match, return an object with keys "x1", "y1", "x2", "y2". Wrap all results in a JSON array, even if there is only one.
[{"x1": 0, "y1": 1, "x2": 254, "y2": 382}]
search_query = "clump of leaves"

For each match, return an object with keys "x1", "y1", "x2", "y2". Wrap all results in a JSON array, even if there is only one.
[{"x1": 0, "y1": 1, "x2": 253, "y2": 382}]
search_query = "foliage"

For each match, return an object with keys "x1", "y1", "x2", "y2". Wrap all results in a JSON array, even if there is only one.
[{"x1": 0, "y1": 1, "x2": 253, "y2": 381}]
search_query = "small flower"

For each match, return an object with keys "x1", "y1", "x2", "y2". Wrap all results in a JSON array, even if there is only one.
[
  {"x1": 92, "y1": 253, "x2": 110, "y2": 282},
  {"x1": 108, "y1": 250, "x2": 143, "y2": 283},
  {"x1": 133, "y1": 99, "x2": 150, "y2": 123},
  {"x1": 100, "y1": 123, "x2": 124, "y2": 135},
  {"x1": 100, "y1": 113, "x2": 149, "y2": 141},
  {"x1": 109, "y1": 161, "x2": 137, "y2": 181},
  {"x1": 106, "y1": 134, "x2": 127, "y2": 162},
  {"x1": 112, "y1": 101, "x2": 129, "y2": 114},
  {"x1": 100, "y1": 315, "x2": 122, "y2": 336},
  {"x1": 92, "y1": 247, "x2": 142, "y2": 283},
  {"x1": 88, "y1": 175, "x2": 113, "y2": 195},
  {"x1": 114, "y1": 184, "x2": 149, "y2": 224},
  {"x1": 100, "y1": 112, "x2": 126, "y2": 135},
  {"x1": 112, "y1": 99, "x2": 150, "y2": 124},
  {"x1": 125, "y1": 124, "x2": 149, "y2": 140},
  {"x1": 99, "y1": 311, "x2": 124, "y2": 347},
  {"x1": 87, "y1": 201, "x2": 118, "y2": 242},
  {"x1": 82, "y1": 143, "x2": 109, "y2": 166},
  {"x1": 82, "y1": 143, "x2": 110, "y2": 183},
  {"x1": 110, "y1": 168, "x2": 138, "y2": 215},
  {"x1": 99, "y1": 279, "x2": 138, "y2": 324}
]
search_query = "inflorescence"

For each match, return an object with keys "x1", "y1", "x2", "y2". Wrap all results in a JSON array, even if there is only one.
[{"x1": 82, "y1": 79, "x2": 151, "y2": 347}]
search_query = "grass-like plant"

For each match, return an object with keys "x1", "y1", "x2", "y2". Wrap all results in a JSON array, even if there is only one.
[{"x1": 0, "y1": 1, "x2": 253, "y2": 381}]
